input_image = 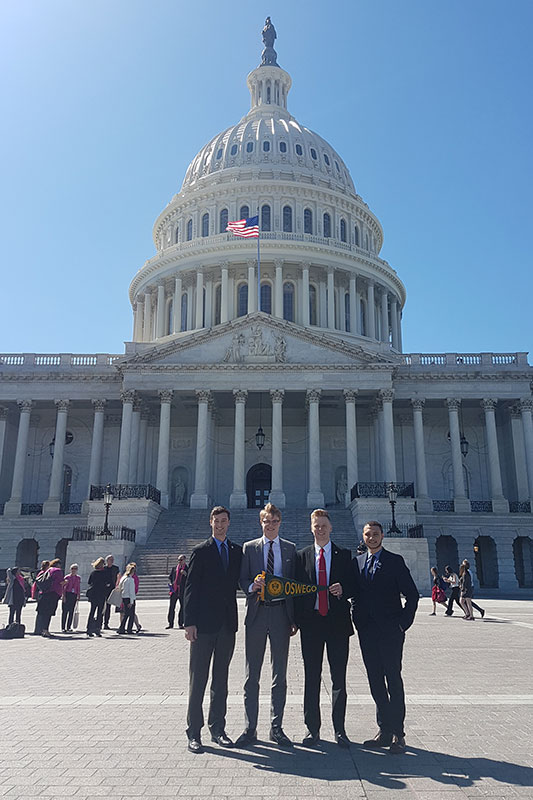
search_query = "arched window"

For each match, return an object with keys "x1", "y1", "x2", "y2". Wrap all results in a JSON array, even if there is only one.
[
  {"x1": 310, "y1": 148, "x2": 317, "y2": 160},
  {"x1": 246, "y1": 141, "x2": 254, "y2": 153},
  {"x1": 344, "y1": 293, "x2": 350, "y2": 332},
  {"x1": 262, "y1": 140, "x2": 270, "y2": 152},
  {"x1": 304, "y1": 208, "x2": 313, "y2": 234},
  {"x1": 279, "y1": 141, "x2": 287, "y2": 153},
  {"x1": 219, "y1": 208, "x2": 228, "y2": 233},
  {"x1": 323, "y1": 212, "x2": 331, "y2": 238},
  {"x1": 324, "y1": 153, "x2": 330, "y2": 166},
  {"x1": 295, "y1": 143, "x2": 303, "y2": 156},
  {"x1": 216, "y1": 148, "x2": 223, "y2": 160},
  {"x1": 266, "y1": 86, "x2": 271, "y2": 103},
  {"x1": 237, "y1": 283, "x2": 248, "y2": 317},
  {"x1": 167, "y1": 299, "x2": 173, "y2": 335},
  {"x1": 201, "y1": 213, "x2": 209, "y2": 237},
  {"x1": 354, "y1": 225, "x2": 360, "y2": 246},
  {"x1": 340, "y1": 218, "x2": 347, "y2": 242},
  {"x1": 174, "y1": 226, "x2": 179, "y2": 244},
  {"x1": 283, "y1": 282, "x2": 294, "y2": 321},
  {"x1": 260, "y1": 282, "x2": 272, "y2": 314},
  {"x1": 186, "y1": 219, "x2": 193, "y2": 241},
  {"x1": 240, "y1": 205, "x2": 249, "y2": 220},
  {"x1": 261, "y1": 204, "x2": 271, "y2": 231},
  {"x1": 282, "y1": 205, "x2": 292, "y2": 232},
  {"x1": 180, "y1": 293, "x2": 188, "y2": 331},
  {"x1": 214, "y1": 285, "x2": 221, "y2": 325},
  {"x1": 230, "y1": 144, "x2": 238, "y2": 156},
  {"x1": 309, "y1": 285, "x2": 317, "y2": 326}
]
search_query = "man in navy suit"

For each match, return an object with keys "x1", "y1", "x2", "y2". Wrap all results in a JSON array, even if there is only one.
[
  {"x1": 352, "y1": 520, "x2": 419, "y2": 754},
  {"x1": 295, "y1": 509, "x2": 355, "y2": 748},
  {"x1": 183, "y1": 506, "x2": 242, "y2": 753}
]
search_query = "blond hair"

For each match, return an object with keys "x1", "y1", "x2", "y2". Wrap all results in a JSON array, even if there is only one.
[
  {"x1": 92, "y1": 557, "x2": 105, "y2": 569},
  {"x1": 310, "y1": 508, "x2": 329, "y2": 520},
  {"x1": 260, "y1": 502, "x2": 282, "y2": 522},
  {"x1": 125, "y1": 562, "x2": 136, "y2": 576}
]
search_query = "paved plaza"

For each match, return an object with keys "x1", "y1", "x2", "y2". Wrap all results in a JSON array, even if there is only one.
[{"x1": 0, "y1": 596, "x2": 532, "y2": 800}]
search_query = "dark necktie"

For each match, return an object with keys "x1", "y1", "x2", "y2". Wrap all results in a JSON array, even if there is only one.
[
  {"x1": 220, "y1": 541, "x2": 229, "y2": 571},
  {"x1": 267, "y1": 540, "x2": 275, "y2": 575},
  {"x1": 318, "y1": 548, "x2": 328, "y2": 616},
  {"x1": 365, "y1": 554, "x2": 375, "y2": 580}
]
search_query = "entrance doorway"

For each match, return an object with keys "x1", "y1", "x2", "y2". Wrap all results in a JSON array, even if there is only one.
[{"x1": 246, "y1": 463, "x2": 272, "y2": 509}]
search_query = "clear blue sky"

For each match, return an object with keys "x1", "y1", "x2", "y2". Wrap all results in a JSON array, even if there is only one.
[{"x1": 1, "y1": 0, "x2": 531, "y2": 357}]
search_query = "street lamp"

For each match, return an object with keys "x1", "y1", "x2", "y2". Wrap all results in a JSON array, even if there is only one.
[
  {"x1": 387, "y1": 483, "x2": 401, "y2": 535},
  {"x1": 255, "y1": 393, "x2": 265, "y2": 450},
  {"x1": 102, "y1": 484, "x2": 113, "y2": 537}
]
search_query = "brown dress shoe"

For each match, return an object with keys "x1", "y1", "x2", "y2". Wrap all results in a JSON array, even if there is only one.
[
  {"x1": 363, "y1": 731, "x2": 392, "y2": 748},
  {"x1": 389, "y1": 734, "x2": 406, "y2": 754}
]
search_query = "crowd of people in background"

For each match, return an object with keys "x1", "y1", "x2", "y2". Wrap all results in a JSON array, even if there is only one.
[{"x1": 429, "y1": 560, "x2": 485, "y2": 620}]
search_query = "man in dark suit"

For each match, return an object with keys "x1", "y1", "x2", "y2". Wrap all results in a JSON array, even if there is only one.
[
  {"x1": 183, "y1": 506, "x2": 242, "y2": 754},
  {"x1": 295, "y1": 509, "x2": 355, "y2": 748},
  {"x1": 352, "y1": 520, "x2": 419, "y2": 754},
  {"x1": 235, "y1": 503, "x2": 297, "y2": 748}
]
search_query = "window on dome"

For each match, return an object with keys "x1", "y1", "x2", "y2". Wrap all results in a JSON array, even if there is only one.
[
  {"x1": 295, "y1": 144, "x2": 303, "y2": 156},
  {"x1": 324, "y1": 154, "x2": 330, "y2": 166},
  {"x1": 246, "y1": 141, "x2": 254, "y2": 153},
  {"x1": 230, "y1": 144, "x2": 238, "y2": 156},
  {"x1": 186, "y1": 219, "x2": 193, "y2": 241},
  {"x1": 201, "y1": 213, "x2": 209, "y2": 238},
  {"x1": 216, "y1": 148, "x2": 223, "y2": 160},
  {"x1": 283, "y1": 282, "x2": 294, "y2": 322},
  {"x1": 261, "y1": 204, "x2": 271, "y2": 231},
  {"x1": 354, "y1": 225, "x2": 360, "y2": 246},
  {"x1": 282, "y1": 205, "x2": 292, "y2": 233},
  {"x1": 309, "y1": 285, "x2": 317, "y2": 326},
  {"x1": 181, "y1": 294, "x2": 188, "y2": 331},
  {"x1": 323, "y1": 213, "x2": 331, "y2": 238},
  {"x1": 304, "y1": 208, "x2": 313, "y2": 234},
  {"x1": 237, "y1": 283, "x2": 248, "y2": 317},
  {"x1": 335, "y1": 161, "x2": 340, "y2": 171},
  {"x1": 340, "y1": 218, "x2": 347, "y2": 242},
  {"x1": 240, "y1": 205, "x2": 249, "y2": 220},
  {"x1": 263, "y1": 141, "x2": 270, "y2": 152},
  {"x1": 214, "y1": 285, "x2": 221, "y2": 325},
  {"x1": 279, "y1": 141, "x2": 287, "y2": 153},
  {"x1": 219, "y1": 208, "x2": 228, "y2": 233},
  {"x1": 260, "y1": 282, "x2": 272, "y2": 314},
  {"x1": 310, "y1": 148, "x2": 317, "y2": 160},
  {"x1": 266, "y1": 86, "x2": 271, "y2": 104},
  {"x1": 344, "y1": 293, "x2": 350, "y2": 332},
  {"x1": 174, "y1": 226, "x2": 179, "y2": 244}
]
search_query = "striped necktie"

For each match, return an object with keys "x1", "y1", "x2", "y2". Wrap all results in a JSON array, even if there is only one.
[
  {"x1": 267, "y1": 540, "x2": 275, "y2": 574},
  {"x1": 365, "y1": 554, "x2": 375, "y2": 580}
]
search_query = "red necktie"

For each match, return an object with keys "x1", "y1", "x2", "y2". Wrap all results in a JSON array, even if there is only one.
[{"x1": 318, "y1": 547, "x2": 328, "y2": 616}]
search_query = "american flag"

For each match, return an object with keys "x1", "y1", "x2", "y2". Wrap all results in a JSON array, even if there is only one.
[{"x1": 226, "y1": 215, "x2": 259, "y2": 238}]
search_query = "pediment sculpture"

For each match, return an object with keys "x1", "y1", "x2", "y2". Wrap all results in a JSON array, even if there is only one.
[{"x1": 223, "y1": 326, "x2": 287, "y2": 364}]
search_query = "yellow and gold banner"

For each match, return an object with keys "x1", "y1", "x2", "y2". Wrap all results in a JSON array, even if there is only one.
[{"x1": 255, "y1": 571, "x2": 328, "y2": 602}]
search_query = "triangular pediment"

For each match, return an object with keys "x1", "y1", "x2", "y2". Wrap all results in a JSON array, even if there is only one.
[{"x1": 119, "y1": 313, "x2": 400, "y2": 369}]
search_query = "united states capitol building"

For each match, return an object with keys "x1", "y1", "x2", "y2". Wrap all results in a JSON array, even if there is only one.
[{"x1": 1, "y1": 21, "x2": 532, "y2": 594}]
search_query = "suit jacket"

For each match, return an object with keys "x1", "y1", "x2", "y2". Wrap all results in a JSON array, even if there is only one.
[
  {"x1": 183, "y1": 536, "x2": 242, "y2": 634},
  {"x1": 169, "y1": 565, "x2": 188, "y2": 598},
  {"x1": 351, "y1": 547, "x2": 419, "y2": 633},
  {"x1": 294, "y1": 542, "x2": 354, "y2": 637},
  {"x1": 239, "y1": 536, "x2": 297, "y2": 626}
]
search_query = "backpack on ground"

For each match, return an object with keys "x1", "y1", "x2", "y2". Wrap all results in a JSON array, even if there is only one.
[{"x1": 0, "y1": 622, "x2": 25, "y2": 640}]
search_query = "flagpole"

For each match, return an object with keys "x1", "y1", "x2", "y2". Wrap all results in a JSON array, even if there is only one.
[{"x1": 256, "y1": 206, "x2": 261, "y2": 312}]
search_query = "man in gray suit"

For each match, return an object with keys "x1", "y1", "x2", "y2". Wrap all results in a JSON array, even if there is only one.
[{"x1": 235, "y1": 503, "x2": 297, "y2": 748}]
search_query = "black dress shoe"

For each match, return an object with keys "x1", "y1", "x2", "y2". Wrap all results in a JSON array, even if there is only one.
[
  {"x1": 301, "y1": 731, "x2": 320, "y2": 747},
  {"x1": 211, "y1": 732, "x2": 234, "y2": 747},
  {"x1": 165, "y1": 625, "x2": 173, "y2": 629},
  {"x1": 269, "y1": 726, "x2": 292, "y2": 747},
  {"x1": 389, "y1": 734, "x2": 406, "y2": 754},
  {"x1": 363, "y1": 731, "x2": 392, "y2": 748},
  {"x1": 235, "y1": 729, "x2": 257, "y2": 747},
  {"x1": 335, "y1": 731, "x2": 351, "y2": 748},
  {"x1": 187, "y1": 738, "x2": 204, "y2": 754}
]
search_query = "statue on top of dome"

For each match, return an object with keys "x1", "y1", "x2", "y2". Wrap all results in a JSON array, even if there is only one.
[{"x1": 261, "y1": 17, "x2": 279, "y2": 67}]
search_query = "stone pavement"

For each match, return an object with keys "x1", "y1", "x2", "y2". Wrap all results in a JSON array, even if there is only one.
[{"x1": 1, "y1": 597, "x2": 532, "y2": 800}]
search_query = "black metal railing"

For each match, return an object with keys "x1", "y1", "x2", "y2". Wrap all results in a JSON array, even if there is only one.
[
  {"x1": 21, "y1": 503, "x2": 43, "y2": 515},
  {"x1": 59, "y1": 502, "x2": 82, "y2": 515},
  {"x1": 433, "y1": 500, "x2": 454, "y2": 512},
  {"x1": 385, "y1": 524, "x2": 424, "y2": 538},
  {"x1": 471, "y1": 501, "x2": 493, "y2": 513},
  {"x1": 89, "y1": 484, "x2": 161, "y2": 504},
  {"x1": 351, "y1": 482, "x2": 415, "y2": 501},
  {"x1": 510, "y1": 501, "x2": 531, "y2": 513},
  {"x1": 72, "y1": 525, "x2": 136, "y2": 542}
]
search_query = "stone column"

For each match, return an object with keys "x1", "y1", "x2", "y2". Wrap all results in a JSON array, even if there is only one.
[
  {"x1": 156, "y1": 284, "x2": 166, "y2": 339},
  {"x1": 0, "y1": 407, "x2": 8, "y2": 482},
  {"x1": 221, "y1": 264, "x2": 229, "y2": 323},
  {"x1": 43, "y1": 399, "x2": 70, "y2": 515},
  {"x1": 247, "y1": 262, "x2": 256, "y2": 314},
  {"x1": 269, "y1": 390, "x2": 285, "y2": 507},
  {"x1": 519, "y1": 398, "x2": 533, "y2": 502},
  {"x1": 195, "y1": 270, "x2": 204, "y2": 328},
  {"x1": 397, "y1": 306, "x2": 403, "y2": 352},
  {"x1": 306, "y1": 389, "x2": 324, "y2": 507},
  {"x1": 230, "y1": 389, "x2": 248, "y2": 508},
  {"x1": 411, "y1": 398, "x2": 432, "y2": 512},
  {"x1": 481, "y1": 399, "x2": 508, "y2": 511},
  {"x1": 369, "y1": 405, "x2": 380, "y2": 482},
  {"x1": 510, "y1": 405, "x2": 529, "y2": 502},
  {"x1": 274, "y1": 260, "x2": 283, "y2": 318},
  {"x1": 133, "y1": 302, "x2": 143, "y2": 341},
  {"x1": 205, "y1": 277, "x2": 213, "y2": 328},
  {"x1": 137, "y1": 405, "x2": 150, "y2": 485},
  {"x1": 327, "y1": 270, "x2": 335, "y2": 329},
  {"x1": 173, "y1": 277, "x2": 182, "y2": 333},
  {"x1": 4, "y1": 400, "x2": 33, "y2": 516},
  {"x1": 367, "y1": 282, "x2": 376, "y2": 339},
  {"x1": 381, "y1": 290, "x2": 389, "y2": 342},
  {"x1": 344, "y1": 390, "x2": 358, "y2": 505},
  {"x1": 143, "y1": 289, "x2": 153, "y2": 341},
  {"x1": 379, "y1": 389, "x2": 396, "y2": 483},
  {"x1": 446, "y1": 398, "x2": 470, "y2": 511},
  {"x1": 190, "y1": 390, "x2": 212, "y2": 508},
  {"x1": 301, "y1": 264, "x2": 310, "y2": 326},
  {"x1": 87, "y1": 399, "x2": 106, "y2": 496},
  {"x1": 156, "y1": 390, "x2": 173, "y2": 508},
  {"x1": 186, "y1": 285, "x2": 194, "y2": 330},
  {"x1": 117, "y1": 391, "x2": 135, "y2": 485},
  {"x1": 349, "y1": 276, "x2": 357, "y2": 335},
  {"x1": 128, "y1": 399, "x2": 141, "y2": 485},
  {"x1": 390, "y1": 297, "x2": 399, "y2": 349}
]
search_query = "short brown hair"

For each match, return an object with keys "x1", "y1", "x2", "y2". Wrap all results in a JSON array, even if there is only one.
[
  {"x1": 260, "y1": 502, "x2": 282, "y2": 522},
  {"x1": 311, "y1": 508, "x2": 330, "y2": 520},
  {"x1": 210, "y1": 505, "x2": 230, "y2": 522},
  {"x1": 363, "y1": 520, "x2": 383, "y2": 533}
]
